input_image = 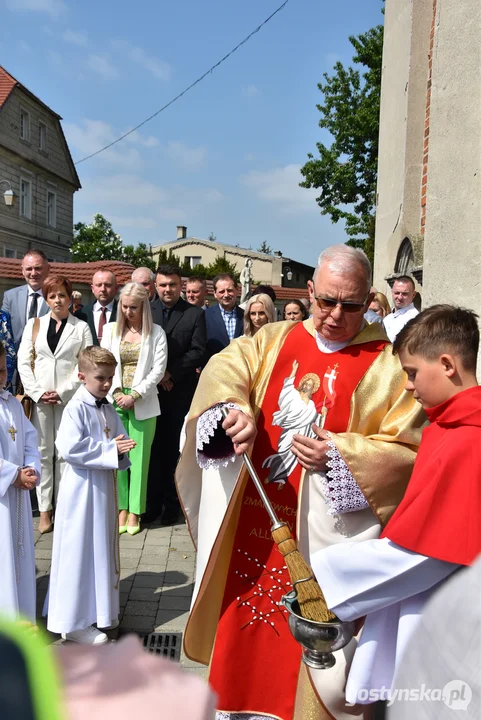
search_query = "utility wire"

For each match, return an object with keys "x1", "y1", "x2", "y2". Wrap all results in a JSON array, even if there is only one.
[{"x1": 74, "y1": 0, "x2": 290, "y2": 165}]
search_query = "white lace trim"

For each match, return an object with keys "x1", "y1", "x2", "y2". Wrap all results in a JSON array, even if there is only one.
[
  {"x1": 196, "y1": 402, "x2": 240, "y2": 470},
  {"x1": 216, "y1": 714, "x2": 276, "y2": 720},
  {"x1": 321, "y1": 440, "x2": 369, "y2": 515}
]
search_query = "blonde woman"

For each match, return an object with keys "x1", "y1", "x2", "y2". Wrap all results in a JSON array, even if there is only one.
[
  {"x1": 101, "y1": 283, "x2": 167, "y2": 535},
  {"x1": 369, "y1": 291, "x2": 391, "y2": 318},
  {"x1": 18, "y1": 274, "x2": 92, "y2": 533},
  {"x1": 243, "y1": 293, "x2": 276, "y2": 337}
]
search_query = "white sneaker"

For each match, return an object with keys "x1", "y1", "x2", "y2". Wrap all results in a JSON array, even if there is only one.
[
  {"x1": 62, "y1": 625, "x2": 108, "y2": 645},
  {"x1": 99, "y1": 618, "x2": 120, "y2": 630}
]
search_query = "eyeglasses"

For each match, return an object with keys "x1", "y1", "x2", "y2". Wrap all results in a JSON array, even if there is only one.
[{"x1": 313, "y1": 295, "x2": 368, "y2": 314}]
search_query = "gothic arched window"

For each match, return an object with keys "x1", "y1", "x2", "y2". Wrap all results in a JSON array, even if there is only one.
[{"x1": 395, "y1": 238, "x2": 415, "y2": 274}]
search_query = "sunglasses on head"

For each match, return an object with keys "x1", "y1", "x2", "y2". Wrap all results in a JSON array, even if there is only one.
[{"x1": 313, "y1": 295, "x2": 368, "y2": 313}]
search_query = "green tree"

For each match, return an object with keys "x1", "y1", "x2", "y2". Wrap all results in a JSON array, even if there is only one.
[
  {"x1": 72, "y1": 214, "x2": 155, "y2": 269},
  {"x1": 258, "y1": 241, "x2": 273, "y2": 255},
  {"x1": 154, "y1": 248, "x2": 183, "y2": 267},
  {"x1": 122, "y1": 243, "x2": 155, "y2": 271},
  {"x1": 300, "y1": 12, "x2": 384, "y2": 263},
  {"x1": 207, "y1": 232, "x2": 217, "y2": 242},
  {"x1": 72, "y1": 214, "x2": 123, "y2": 262}
]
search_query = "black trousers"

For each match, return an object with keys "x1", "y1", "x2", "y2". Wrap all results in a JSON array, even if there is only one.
[{"x1": 146, "y1": 391, "x2": 193, "y2": 515}]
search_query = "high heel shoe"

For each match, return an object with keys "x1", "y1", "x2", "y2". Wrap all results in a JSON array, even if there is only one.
[
  {"x1": 119, "y1": 524, "x2": 128, "y2": 535},
  {"x1": 126, "y1": 524, "x2": 140, "y2": 536}
]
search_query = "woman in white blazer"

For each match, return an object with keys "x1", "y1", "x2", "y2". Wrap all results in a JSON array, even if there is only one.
[
  {"x1": 18, "y1": 274, "x2": 93, "y2": 533},
  {"x1": 101, "y1": 282, "x2": 167, "y2": 535}
]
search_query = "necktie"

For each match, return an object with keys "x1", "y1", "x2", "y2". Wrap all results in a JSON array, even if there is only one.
[
  {"x1": 28, "y1": 292, "x2": 39, "y2": 320},
  {"x1": 98, "y1": 307, "x2": 107, "y2": 341},
  {"x1": 95, "y1": 398, "x2": 109, "y2": 408}
]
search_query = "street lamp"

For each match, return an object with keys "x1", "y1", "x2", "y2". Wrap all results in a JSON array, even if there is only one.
[
  {"x1": 282, "y1": 266, "x2": 293, "y2": 282},
  {"x1": 0, "y1": 179, "x2": 16, "y2": 207}
]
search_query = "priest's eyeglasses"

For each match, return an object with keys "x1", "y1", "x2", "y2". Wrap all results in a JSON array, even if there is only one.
[{"x1": 313, "y1": 295, "x2": 368, "y2": 314}]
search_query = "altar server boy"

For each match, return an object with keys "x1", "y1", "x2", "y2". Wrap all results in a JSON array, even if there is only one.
[
  {"x1": 0, "y1": 342, "x2": 40, "y2": 621},
  {"x1": 311, "y1": 305, "x2": 481, "y2": 705},
  {"x1": 46, "y1": 346, "x2": 136, "y2": 645}
]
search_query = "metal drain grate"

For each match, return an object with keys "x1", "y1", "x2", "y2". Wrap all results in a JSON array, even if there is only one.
[{"x1": 142, "y1": 632, "x2": 182, "y2": 661}]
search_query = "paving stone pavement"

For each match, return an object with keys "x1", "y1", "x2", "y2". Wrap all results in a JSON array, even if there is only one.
[{"x1": 34, "y1": 517, "x2": 207, "y2": 679}]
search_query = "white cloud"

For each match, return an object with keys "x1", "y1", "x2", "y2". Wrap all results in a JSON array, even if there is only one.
[
  {"x1": 6, "y1": 0, "x2": 65, "y2": 19},
  {"x1": 111, "y1": 40, "x2": 172, "y2": 81},
  {"x1": 126, "y1": 131, "x2": 159, "y2": 149},
  {"x1": 19, "y1": 41, "x2": 32, "y2": 53},
  {"x1": 166, "y1": 141, "x2": 207, "y2": 171},
  {"x1": 87, "y1": 53, "x2": 118, "y2": 80},
  {"x1": 128, "y1": 46, "x2": 171, "y2": 81},
  {"x1": 77, "y1": 174, "x2": 223, "y2": 226},
  {"x1": 243, "y1": 84, "x2": 261, "y2": 98},
  {"x1": 63, "y1": 29, "x2": 88, "y2": 46},
  {"x1": 64, "y1": 119, "x2": 160, "y2": 167},
  {"x1": 241, "y1": 164, "x2": 319, "y2": 213},
  {"x1": 64, "y1": 119, "x2": 141, "y2": 167}
]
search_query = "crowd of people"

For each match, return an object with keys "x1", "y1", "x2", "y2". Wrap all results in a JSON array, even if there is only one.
[{"x1": 1, "y1": 243, "x2": 478, "y2": 719}]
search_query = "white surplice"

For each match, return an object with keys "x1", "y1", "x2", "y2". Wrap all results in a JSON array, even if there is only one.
[
  {"x1": 46, "y1": 385, "x2": 131, "y2": 634},
  {"x1": 0, "y1": 390, "x2": 40, "y2": 621},
  {"x1": 311, "y1": 537, "x2": 460, "y2": 705}
]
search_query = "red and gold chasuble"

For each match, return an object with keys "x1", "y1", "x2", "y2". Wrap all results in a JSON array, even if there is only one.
[{"x1": 209, "y1": 324, "x2": 388, "y2": 719}]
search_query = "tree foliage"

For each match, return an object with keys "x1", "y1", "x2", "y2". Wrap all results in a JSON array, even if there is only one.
[
  {"x1": 155, "y1": 247, "x2": 239, "y2": 281},
  {"x1": 72, "y1": 214, "x2": 155, "y2": 270},
  {"x1": 257, "y1": 240, "x2": 273, "y2": 255},
  {"x1": 300, "y1": 13, "x2": 383, "y2": 263}
]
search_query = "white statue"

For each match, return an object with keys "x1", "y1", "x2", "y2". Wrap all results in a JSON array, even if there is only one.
[{"x1": 240, "y1": 258, "x2": 253, "y2": 304}]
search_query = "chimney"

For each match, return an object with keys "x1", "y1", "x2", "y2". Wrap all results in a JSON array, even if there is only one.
[{"x1": 177, "y1": 225, "x2": 187, "y2": 240}]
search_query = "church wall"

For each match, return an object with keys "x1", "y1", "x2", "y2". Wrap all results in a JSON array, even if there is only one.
[
  {"x1": 373, "y1": 0, "x2": 432, "y2": 296},
  {"x1": 422, "y1": 0, "x2": 481, "y2": 320}
]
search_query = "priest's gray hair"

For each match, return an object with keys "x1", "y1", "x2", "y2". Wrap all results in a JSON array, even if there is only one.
[{"x1": 313, "y1": 244, "x2": 372, "y2": 293}]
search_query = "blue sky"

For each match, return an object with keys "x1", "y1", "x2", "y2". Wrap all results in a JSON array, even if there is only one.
[{"x1": 1, "y1": 0, "x2": 384, "y2": 266}]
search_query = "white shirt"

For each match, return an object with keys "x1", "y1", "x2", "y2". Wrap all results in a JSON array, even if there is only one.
[
  {"x1": 93, "y1": 300, "x2": 114, "y2": 336},
  {"x1": 383, "y1": 303, "x2": 419, "y2": 342},
  {"x1": 25, "y1": 287, "x2": 45, "y2": 322}
]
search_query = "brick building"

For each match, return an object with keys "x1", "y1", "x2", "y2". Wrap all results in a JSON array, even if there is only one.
[{"x1": 0, "y1": 65, "x2": 81, "y2": 261}]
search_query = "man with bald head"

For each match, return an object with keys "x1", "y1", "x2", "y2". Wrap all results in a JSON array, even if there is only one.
[
  {"x1": 75, "y1": 269, "x2": 118, "y2": 344},
  {"x1": 2, "y1": 249, "x2": 50, "y2": 348},
  {"x1": 132, "y1": 267, "x2": 156, "y2": 301}
]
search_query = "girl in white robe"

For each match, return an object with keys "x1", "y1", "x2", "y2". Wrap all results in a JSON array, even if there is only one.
[
  {"x1": 46, "y1": 384, "x2": 132, "y2": 643},
  {"x1": 0, "y1": 378, "x2": 40, "y2": 622}
]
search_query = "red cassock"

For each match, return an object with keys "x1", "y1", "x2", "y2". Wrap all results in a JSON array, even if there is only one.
[{"x1": 382, "y1": 385, "x2": 481, "y2": 566}]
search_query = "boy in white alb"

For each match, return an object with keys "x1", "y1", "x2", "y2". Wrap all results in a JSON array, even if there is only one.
[
  {"x1": 46, "y1": 346, "x2": 136, "y2": 645},
  {"x1": 0, "y1": 341, "x2": 40, "y2": 621}
]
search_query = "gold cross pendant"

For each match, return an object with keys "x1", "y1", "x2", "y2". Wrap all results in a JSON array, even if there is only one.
[
  {"x1": 8, "y1": 425, "x2": 17, "y2": 442},
  {"x1": 104, "y1": 426, "x2": 111, "y2": 440}
]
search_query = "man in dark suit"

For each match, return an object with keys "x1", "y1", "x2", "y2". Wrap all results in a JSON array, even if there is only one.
[
  {"x1": 204, "y1": 273, "x2": 244, "y2": 361},
  {"x1": 145, "y1": 264, "x2": 207, "y2": 525},
  {"x1": 1, "y1": 249, "x2": 50, "y2": 348},
  {"x1": 75, "y1": 270, "x2": 118, "y2": 344}
]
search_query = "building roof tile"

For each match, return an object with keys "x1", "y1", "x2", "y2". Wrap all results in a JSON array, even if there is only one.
[{"x1": 0, "y1": 66, "x2": 17, "y2": 109}]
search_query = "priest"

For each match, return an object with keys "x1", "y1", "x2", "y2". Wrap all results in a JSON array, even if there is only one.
[{"x1": 176, "y1": 244, "x2": 425, "y2": 720}]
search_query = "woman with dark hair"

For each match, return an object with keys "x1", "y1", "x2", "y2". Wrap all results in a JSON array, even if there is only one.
[
  {"x1": 18, "y1": 274, "x2": 92, "y2": 533},
  {"x1": 283, "y1": 299, "x2": 308, "y2": 321}
]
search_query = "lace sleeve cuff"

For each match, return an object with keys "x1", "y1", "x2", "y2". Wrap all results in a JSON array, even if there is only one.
[
  {"x1": 196, "y1": 402, "x2": 241, "y2": 470},
  {"x1": 320, "y1": 439, "x2": 370, "y2": 515}
]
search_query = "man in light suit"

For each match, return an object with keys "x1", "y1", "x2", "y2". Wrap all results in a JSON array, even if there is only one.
[
  {"x1": 204, "y1": 273, "x2": 244, "y2": 362},
  {"x1": 75, "y1": 270, "x2": 118, "y2": 344},
  {"x1": 1, "y1": 249, "x2": 50, "y2": 348}
]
